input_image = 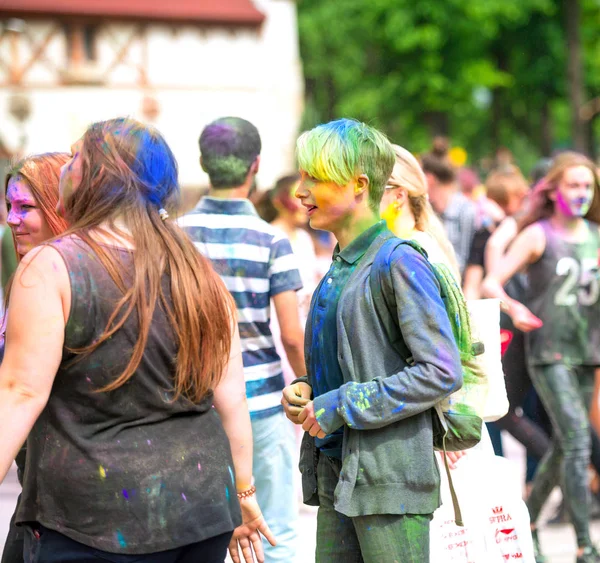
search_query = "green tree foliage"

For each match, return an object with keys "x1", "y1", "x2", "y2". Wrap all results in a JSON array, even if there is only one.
[{"x1": 298, "y1": 0, "x2": 600, "y2": 171}]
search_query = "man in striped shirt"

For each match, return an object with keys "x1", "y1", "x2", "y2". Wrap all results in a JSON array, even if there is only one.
[{"x1": 179, "y1": 117, "x2": 305, "y2": 562}]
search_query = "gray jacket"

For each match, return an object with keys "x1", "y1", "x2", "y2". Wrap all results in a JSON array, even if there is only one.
[{"x1": 299, "y1": 229, "x2": 463, "y2": 517}]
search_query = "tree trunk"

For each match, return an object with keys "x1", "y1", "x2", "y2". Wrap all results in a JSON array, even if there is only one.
[
  {"x1": 325, "y1": 75, "x2": 336, "y2": 122},
  {"x1": 588, "y1": 114, "x2": 598, "y2": 160},
  {"x1": 540, "y1": 101, "x2": 552, "y2": 157},
  {"x1": 564, "y1": 0, "x2": 588, "y2": 154},
  {"x1": 491, "y1": 44, "x2": 508, "y2": 153},
  {"x1": 491, "y1": 89, "x2": 501, "y2": 153},
  {"x1": 423, "y1": 111, "x2": 449, "y2": 138}
]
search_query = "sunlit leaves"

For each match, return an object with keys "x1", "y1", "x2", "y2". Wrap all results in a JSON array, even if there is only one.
[{"x1": 298, "y1": 0, "x2": 600, "y2": 164}]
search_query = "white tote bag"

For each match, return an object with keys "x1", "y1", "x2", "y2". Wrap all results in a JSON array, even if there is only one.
[
  {"x1": 430, "y1": 434, "x2": 536, "y2": 563},
  {"x1": 466, "y1": 298, "x2": 509, "y2": 422}
]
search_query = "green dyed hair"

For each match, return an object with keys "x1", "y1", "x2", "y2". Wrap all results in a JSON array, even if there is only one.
[
  {"x1": 296, "y1": 118, "x2": 395, "y2": 212},
  {"x1": 199, "y1": 117, "x2": 261, "y2": 188}
]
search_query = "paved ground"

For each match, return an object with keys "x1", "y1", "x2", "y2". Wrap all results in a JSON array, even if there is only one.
[{"x1": 2, "y1": 433, "x2": 600, "y2": 562}]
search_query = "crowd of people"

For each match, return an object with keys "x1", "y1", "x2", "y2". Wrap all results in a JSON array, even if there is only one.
[{"x1": 0, "y1": 115, "x2": 598, "y2": 563}]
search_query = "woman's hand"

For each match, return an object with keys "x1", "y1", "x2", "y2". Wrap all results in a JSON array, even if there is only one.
[
  {"x1": 508, "y1": 301, "x2": 543, "y2": 332},
  {"x1": 442, "y1": 450, "x2": 468, "y2": 470},
  {"x1": 281, "y1": 382, "x2": 312, "y2": 425},
  {"x1": 228, "y1": 495, "x2": 276, "y2": 563}
]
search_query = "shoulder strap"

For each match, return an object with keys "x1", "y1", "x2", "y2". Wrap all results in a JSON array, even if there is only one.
[
  {"x1": 371, "y1": 238, "x2": 476, "y2": 359},
  {"x1": 369, "y1": 238, "x2": 429, "y2": 364},
  {"x1": 432, "y1": 262, "x2": 476, "y2": 361}
]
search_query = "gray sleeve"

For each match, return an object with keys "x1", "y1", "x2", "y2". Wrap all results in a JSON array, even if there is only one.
[{"x1": 313, "y1": 246, "x2": 463, "y2": 433}]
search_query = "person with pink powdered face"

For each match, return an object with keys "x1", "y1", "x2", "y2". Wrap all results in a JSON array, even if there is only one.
[
  {"x1": 483, "y1": 152, "x2": 600, "y2": 563},
  {"x1": 1, "y1": 153, "x2": 69, "y2": 563}
]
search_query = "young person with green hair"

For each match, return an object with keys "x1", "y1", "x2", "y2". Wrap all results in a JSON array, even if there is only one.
[{"x1": 281, "y1": 118, "x2": 463, "y2": 562}]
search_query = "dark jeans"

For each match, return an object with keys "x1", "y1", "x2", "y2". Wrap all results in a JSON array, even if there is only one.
[
  {"x1": 526, "y1": 363, "x2": 595, "y2": 548},
  {"x1": 523, "y1": 388, "x2": 553, "y2": 483},
  {"x1": 493, "y1": 330, "x2": 600, "y2": 485},
  {"x1": 2, "y1": 450, "x2": 26, "y2": 563},
  {"x1": 494, "y1": 328, "x2": 552, "y2": 460},
  {"x1": 315, "y1": 454, "x2": 432, "y2": 563},
  {"x1": 1, "y1": 495, "x2": 23, "y2": 563},
  {"x1": 23, "y1": 524, "x2": 232, "y2": 563}
]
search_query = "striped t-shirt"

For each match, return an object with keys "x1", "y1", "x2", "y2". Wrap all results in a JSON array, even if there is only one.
[{"x1": 179, "y1": 197, "x2": 303, "y2": 419}]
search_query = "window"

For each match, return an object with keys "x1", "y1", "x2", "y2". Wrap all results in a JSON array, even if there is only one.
[
  {"x1": 62, "y1": 23, "x2": 103, "y2": 84},
  {"x1": 65, "y1": 23, "x2": 97, "y2": 65}
]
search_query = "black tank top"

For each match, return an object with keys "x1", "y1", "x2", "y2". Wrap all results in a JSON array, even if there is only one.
[
  {"x1": 16, "y1": 236, "x2": 241, "y2": 553},
  {"x1": 526, "y1": 220, "x2": 600, "y2": 366}
]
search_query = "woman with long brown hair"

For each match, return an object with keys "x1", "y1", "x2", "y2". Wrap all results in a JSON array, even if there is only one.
[
  {"x1": 0, "y1": 118, "x2": 273, "y2": 563},
  {"x1": 1, "y1": 152, "x2": 69, "y2": 563},
  {"x1": 483, "y1": 152, "x2": 600, "y2": 563}
]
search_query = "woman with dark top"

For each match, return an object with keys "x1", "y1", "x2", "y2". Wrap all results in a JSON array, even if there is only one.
[
  {"x1": 463, "y1": 165, "x2": 547, "y2": 458},
  {"x1": 0, "y1": 118, "x2": 273, "y2": 563},
  {"x1": 1, "y1": 153, "x2": 69, "y2": 563},
  {"x1": 483, "y1": 152, "x2": 600, "y2": 563}
]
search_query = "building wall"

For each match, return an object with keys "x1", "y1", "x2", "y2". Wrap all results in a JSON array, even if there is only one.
[{"x1": 0, "y1": 0, "x2": 304, "y2": 194}]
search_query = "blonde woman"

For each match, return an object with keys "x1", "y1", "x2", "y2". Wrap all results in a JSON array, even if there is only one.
[{"x1": 380, "y1": 144, "x2": 461, "y2": 281}]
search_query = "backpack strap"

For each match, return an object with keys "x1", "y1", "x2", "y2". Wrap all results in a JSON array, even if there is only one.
[
  {"x1": 369, "y1": 238, "x2": 428, "y2": 362},
  {"x1": 369, "y1": 237, "x2": 466, "y2": 526}
]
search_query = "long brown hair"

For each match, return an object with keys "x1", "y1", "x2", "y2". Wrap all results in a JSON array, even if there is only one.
[
  {"x1": 517, "y1": 151, "x2": 600, "y2": 231},
  {"x1": 59, "y1": 118, "x2": 234, "y2": 402},
  {"x1": 5, "y1": 153, "x2": 69, "y2": 260}
]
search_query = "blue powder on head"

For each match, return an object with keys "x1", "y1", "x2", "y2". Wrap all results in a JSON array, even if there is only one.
[
  {"x1": 116, "y1": 530, "x2": 127, "y2": 548},
  {"x1": 133, "y1": 128, "x2": 178, "y2": 206}
]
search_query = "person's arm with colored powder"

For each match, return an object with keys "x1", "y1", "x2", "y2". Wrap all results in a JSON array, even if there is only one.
[
  {"x1": 482, "y1": 223, "x2": 545, "y2": 332},
  {"x1": 483, "y1": 215, "x2": 518, "y2": 274},
  {"x1": 0, "y1": 246, "x2": 67, "y2": 482},
  {"x1": 272, "y1": 290, "x2": 306, "y2": 377},
  {"x1": 212, "y1": 323, "x2": 276, "y2": 563}
]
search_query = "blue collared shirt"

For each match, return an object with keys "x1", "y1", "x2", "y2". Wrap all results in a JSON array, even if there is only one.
[{"x1": 310, "y1": 221, "x2": 388, "y2": 458}]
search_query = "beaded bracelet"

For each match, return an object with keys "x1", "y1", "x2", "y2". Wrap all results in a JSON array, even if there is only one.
[{"x1": 237, "y1": 485, "x2": 256, "y2": 499}]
